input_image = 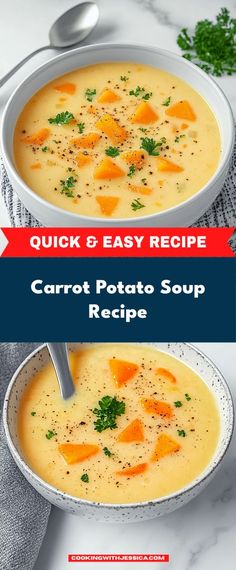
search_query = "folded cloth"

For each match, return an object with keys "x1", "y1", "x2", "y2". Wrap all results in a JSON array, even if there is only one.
[
  {"x1": 1, "y1": 140, "x2": 235, "y2": 226},
  {"x1": 0, "y1": 343, "x2": 51, "y2": 570}
]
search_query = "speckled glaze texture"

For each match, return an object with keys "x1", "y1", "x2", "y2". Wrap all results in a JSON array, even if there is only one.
[{"x1": 3, "y1": 343, "x2": 234, "y2": 523}]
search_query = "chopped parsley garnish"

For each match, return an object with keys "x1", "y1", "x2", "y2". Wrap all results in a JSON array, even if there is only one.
[
  {"x1": 142, "y1": 92, "x2": 152, "y2": 100},
  {"x1": 105, "y1": 146, "x2": 120, "y2": 158},
  {"x1": 177, "y1": 429, "x2": 186, "y2": 437},
  {"x1": 162, "y1": 96, "x2": 171, "y2": 106},
  {"x1": 60, "y1": 176, "x2": 77, "y2": 198},
  {"x1": 175, "y1": 134, "x2": 186, "y2": 143},
  {"x1": 103, "y1": 447, "x2": 114, "y2": 457},
  {"x1": 139, "y1": 127, "x2": 148, "y2": 133},
  {"x1": 31, "y1": 411, "x2": 36, "y2": 416},
  {"x1": 131, "y1": 198, "x2": 145, "y2": 211},
  {"x1": 48, "y1": 111, "x2": 74, "y2": 125},
  {"x1": 127, "y1": 164, "x2": 136, "y2": 177},
  {"x1": 120, "y1": 75, "x2": 128, "y2": 81},
  {"x1": 129, "y1": 86, "x2": 152, "y2": 100},
  {"x1": 93, "y1": 396, "x2": 125, "y2": 433},
  {"x1": 140, "y1": 136, "x2": 166, "y2": 156},
  {"x1": 174, "y1": 401, "x2": 183, "y2": 408},
  {"x1": 77, "y1": 122, "x2": 85, "y2": 133},
  {"x1": 185, "y1": 393, "x2": 192, "y2": 401},
  {"x1": 85, "y1": 88, "x2": 96, "y2": 102},
  {"x1": 46, "y1": 429, "x2": 57, "y2": 440},
  {"x1": 141, "y1": 177, "x2": 147, "y2": 184},
  {"x1": 177, "y1": 8, "x2": 236, "y2": 76},
  {"x1": 81, "y1": 473, "x2": 89, "y2": 483},
  {"x1": 42, "y1": 146, "x2": 49, "y2": 152}
]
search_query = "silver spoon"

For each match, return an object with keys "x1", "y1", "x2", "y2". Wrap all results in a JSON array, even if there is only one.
[
  {"x1": 0, "y1": 2, "x2": 99, "y2": 88},
  {"x1": 47, "y1": 343, "x2": 75, "y2": 400}
]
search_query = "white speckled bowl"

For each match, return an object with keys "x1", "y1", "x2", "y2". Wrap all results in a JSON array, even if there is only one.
[
  {"x1": 3, "y1": 343, "x2": 234, "y2": 523},
  {"x1": 1, "y1": 44, "x2": 234, "y2": 227}
]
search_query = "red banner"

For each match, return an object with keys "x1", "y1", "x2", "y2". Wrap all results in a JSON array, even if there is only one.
[
  {"x1": 0, "y1": 228, "x2": 235, "y2": 257},
  {"x1": 68, "y1": 554, "x2": 169, "y2": 562}
]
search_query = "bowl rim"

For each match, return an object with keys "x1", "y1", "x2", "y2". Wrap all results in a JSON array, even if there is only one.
[
  {"x1": 3, "y1": 341, "x2": 234, "y2": 509},
  {"x1": 1, "y1": 42, "x2": 235, "y2": 224}
]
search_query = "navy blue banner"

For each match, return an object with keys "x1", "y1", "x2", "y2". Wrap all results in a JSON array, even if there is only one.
[{"x1": 0, "y1": 257, "x2": 235, "y2": 342}]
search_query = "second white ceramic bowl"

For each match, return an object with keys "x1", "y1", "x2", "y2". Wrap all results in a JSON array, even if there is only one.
[
  {"x1": 1, "y1": 44, "x2": 234, "y2": 227},
  {"x1": 3, "y1": 342, "x2": 234, "y2": 522}
]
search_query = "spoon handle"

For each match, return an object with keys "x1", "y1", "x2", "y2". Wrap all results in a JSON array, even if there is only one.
[
  {"x1": 0, "y1": 45, "x2": 51, "y2": 88},
  {"x1": 47, "y1": 343, "x2": 75, "y2": 400}
]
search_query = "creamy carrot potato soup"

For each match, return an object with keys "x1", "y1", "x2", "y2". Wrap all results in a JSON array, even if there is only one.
[
  {"x1": 18, "y1": 344, "x2": 220, "y2": 503},
  {"x1": 14, "y1": 62, "x2": 220, "y2": 219}
]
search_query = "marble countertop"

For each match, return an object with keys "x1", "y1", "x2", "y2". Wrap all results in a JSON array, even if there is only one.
[{"x1": 0, "y1": 0, "x2": 235, "y2": 225}]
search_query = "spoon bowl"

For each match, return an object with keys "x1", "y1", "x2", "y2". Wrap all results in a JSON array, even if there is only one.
[
  {"x1": 47, "y1": 343, "x2": 75, "y2": 400},
  {"x1": 0, "y1": 2, "x2": 99, "y2": 88},
  {"x1": 49, "y1": 2, "x2": 99, "y2": 48}
]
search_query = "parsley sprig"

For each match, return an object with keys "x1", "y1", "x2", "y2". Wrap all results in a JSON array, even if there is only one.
[
  {"x1": 177, "y1": 8, "x2": 236, "y2": 76},
  {"x1": 105, "y1": 146, "x2": 120, "y2": 157},
  {"x1": 48, "y1": 111, "x2": 74, "y2": 125},
  {"x1": 46, "y1": 429, "x2": 57, "y2": 440},
  {"x1": 103, "y1": 447, "x2": 114, "y2": 457},
  {"x1": 174, "y1": 401, "x2": 183, "y2": 408},
  {"x1": 127, "y1": 164, "x2": 136, "y2": 177},
  {"x1": 60, "y1": 176, "x2": 77, "y2": 198},
  {"x1": 81, "y1": 473, "x2": 89, "y2": 483},
  {"x1": 140, "y1": 137, "x2": 166, "y2": 156},
  {"x1": 131, "y1": 198, "x2": 145, "y2": 211},
  {"x1": 177, "y1": 429, "x2": 186, "y2": 437},
  {"x1": 93, "y1": 396, "x2": 125, "y2": 432},
  {"x1": 162, "y1": 96, "x2": 171, "y2": 107},
  {"x1": 85, "y1": 88, "x2": 96, "y2": 102},
  {"x1": 77, "y1": 122, "x2": 85, "y2": 133},
  {"x1": 129, "y1": 86, "x2": 152, "y2": 100}
]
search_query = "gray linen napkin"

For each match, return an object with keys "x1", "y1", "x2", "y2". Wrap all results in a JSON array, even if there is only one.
[
  {"x1": 0, "y1": 343, "x2": 51, "y2": 570},
  {"x1": 0, "y1": 139, "x2": 235, "y2": 226}
]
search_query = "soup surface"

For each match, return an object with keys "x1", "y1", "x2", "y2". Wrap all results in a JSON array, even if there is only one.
[
  {"x1": 18, "y1": 344, "x2": 220, "y2": 503},
  {"x1": 14, "y1": 62, "x2": 220, "y2": 219}
]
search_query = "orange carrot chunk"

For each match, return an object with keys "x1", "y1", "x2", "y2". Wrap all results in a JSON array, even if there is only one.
[
  {"x1": 75, "y1": 152, "x2": 93, "y2": 167},
  {"x1": 95, "y1": 114, "x2": 127, "y2": 144},
  {"x1": 131, "y1": 101, "x2": 158, "y2": 124},
  {"x1": 155, "y1": 367, "x2": 177, "y2": 384},
  {"x1": 142, "y1": 398, "x2": 173, "y2": 418},
  {"x1": 156, "y1": 157, "x2": 184, "y2": 173},
  {"x1": 87, "y1": 105, "x2": 97, "y2": 115},
  {"x1": 128, "y1": 184, "x2": 153, "y2": 196},
  {"x1": 94, "y1": 157, "x2": 125, "y2": 179},
  {"x1": 98, "y1": 89, "x2": 121, "y2": 103},
  {"x1": 54, "y1": 83, "x2": 76, "y2": 95},
  {"x1": 166, "y1": 100, "x2": 196, "y2": 121},
  {"x1": 121, "y1": 150, "x2": 146, "y2": 170},
  {"x1": 151, "y1": 434, "x2": 181, "y2": 462},
  {"x1": 21, "y1": 128, "x2": 50, "y2": 146},
  {"x1": 116, "y1": 463, "x2": 148, "y2": 476},
  {"x1": 109, "y1": 359, "x2": 139, "y2": 387},
  {"x1": 96, "y1": 196, "x2": 119, "y2": 216},
  {"x1": 70, "y1": 133, "x2": 101, "y2": 149},
  {"x1": 118, "y1": 419, "x2": 144, "y2": 442},
  {"x1": 58, "y1": 443, "x2": 99, "y2": 465}
]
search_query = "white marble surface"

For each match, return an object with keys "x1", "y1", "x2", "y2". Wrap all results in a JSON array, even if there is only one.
[
  {"x1": 0, "y1": 5, "x2": 235, "y2": 568},
  {"x1": 0, "y1": 0, "x2": 236, "y2": 225},
  {"x1": 30, "y1": 343, "x2": 235, "y2": 570}
]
